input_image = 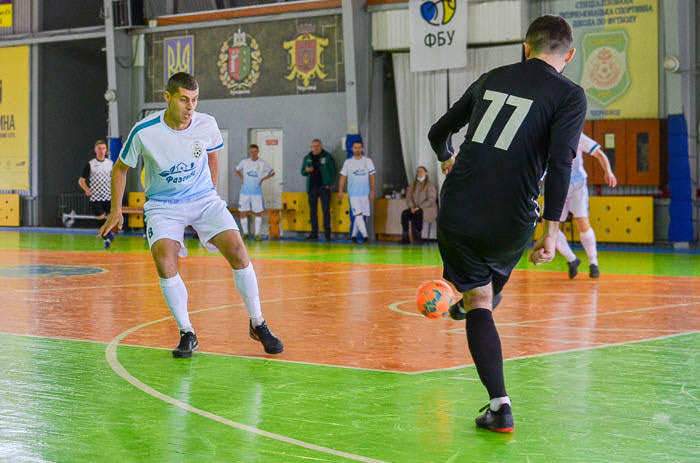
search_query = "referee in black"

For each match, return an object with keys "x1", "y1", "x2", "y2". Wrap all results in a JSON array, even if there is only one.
[{"x1": 428, "y1": 15, "x2": 586, "y2": 432}]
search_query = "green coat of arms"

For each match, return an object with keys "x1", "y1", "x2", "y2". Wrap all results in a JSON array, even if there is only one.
[{"x1": 580, "y1": 30, "x2": 631, "y2": 107}]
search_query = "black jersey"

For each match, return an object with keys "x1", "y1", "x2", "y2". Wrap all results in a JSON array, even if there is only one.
[{"x1": 429, "y1": 58, "x2": 586, "y2": 237}]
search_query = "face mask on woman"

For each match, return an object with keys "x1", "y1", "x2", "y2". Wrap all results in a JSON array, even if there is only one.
[{"x1": 416, "y1": 176, "x2": 426, "y2": 182}]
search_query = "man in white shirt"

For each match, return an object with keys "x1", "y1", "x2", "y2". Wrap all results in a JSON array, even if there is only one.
[
  {"x1": 338, "y1": 140, "x2": 375, "y2": 244},
  {"x1": 99, "y1": 72, "x2": 283, "y2": 358},
  {"x1": 79, "y1": 139, "x2": 115, "y2": 248},
  {"x1": 235, "y1": 144, "x2": 275, "y2": 240},
  {"x1": 556, "y1": 132, "x2": 617, "y2": 279}
]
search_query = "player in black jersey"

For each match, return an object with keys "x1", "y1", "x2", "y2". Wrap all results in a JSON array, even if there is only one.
[{"x1": 428, "y1": 15, "x2": 587, "y2": 432}]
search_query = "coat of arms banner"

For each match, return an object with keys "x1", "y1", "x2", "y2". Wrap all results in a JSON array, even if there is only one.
[
  {"x1": 552, "y1": 0, "x2": 658, "y2": 120},
  {"x1": 145, "y1": 15, "x2": 344, "y2": 101}
]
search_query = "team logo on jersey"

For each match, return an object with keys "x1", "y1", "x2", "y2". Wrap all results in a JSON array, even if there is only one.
[
  {"x1": 420, "y1": 0, "x2": 456, "y2": 26},
  {"x1": 218, "y1": 28, "x2": 262, "y2": 96},
  {"x1": 164, "y1": 36, "x2": 194, "y2": 81},
  {"x1": 192, "y1": 141, "x2": 203, "y2": 158},
  {"x1": 158, "y1": 162, "x2": 197, "y2": 184},
  {"x1": 283, "y1": 23, "x2": 329, "y2": 90},
  {"x1": 580, "y1": 30, "x2": 630, "y2": 107}
]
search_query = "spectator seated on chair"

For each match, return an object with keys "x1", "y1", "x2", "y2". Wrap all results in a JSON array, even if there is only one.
[{"x1": 401, "y1": 166, "x2": 437, "y2": 244}]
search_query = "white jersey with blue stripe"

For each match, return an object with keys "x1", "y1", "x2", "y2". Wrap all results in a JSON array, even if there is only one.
[
  {"x1": 235, "y1": 158, "x2": 273, "y2": 196},
  {"x1": 340, "y1": 156, "x2": 376, "y2": 197},
  {"x1": 119, "y1": 110, "x2": 224, "y2": 202},
  {"x1": 570, "y1": 133, "x2": 600, "y2": 184}
]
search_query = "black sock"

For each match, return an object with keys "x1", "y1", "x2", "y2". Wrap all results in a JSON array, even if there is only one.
[{"x1": 466, "y1": 308, "x2": 507, "y2": 399}]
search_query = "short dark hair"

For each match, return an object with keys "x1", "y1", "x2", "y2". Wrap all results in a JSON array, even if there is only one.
[
  {"x1": 166, "y1": 72, "x2": 198, "y2": 95},
  {"x1": 312, "y1": 139, "x2": 322, "y2": 144},
  {"x1": 525, "y1": 15, "x2": 573, "y2": 56},
  {"x1": 94, "y1": 139, "x2": 106, "y2": 147},
  {"x1": 249, "y1": 144, "x2": 259, "y2": 150},
  {"x1": 352, "y1": 140, "x2": 363, "y2": 147}
]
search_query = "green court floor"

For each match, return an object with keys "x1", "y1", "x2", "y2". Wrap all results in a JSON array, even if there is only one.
[
  {"x1": 1, "y1": 230, "x2": 699, "y2": 276},
  {"x1": 0, "y1": 231, "x2": 699, "y2": 462},
  {"x1": 2, "y1": 332, "x2": 698, "y2": 462}
]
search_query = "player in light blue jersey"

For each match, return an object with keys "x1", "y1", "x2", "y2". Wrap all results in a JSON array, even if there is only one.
[
  {"x1": 338, "y1": 140, "x2": 375, "y2": 244},
  {"x1": 99, "y1": 72, "x2": 283, "y2": 358},
  {"x1": 555, "y1": 132, "x2": 616, "y2": 279},
  {"x1": 235, "y1": 144, "x2": 275, "y2": 240}
]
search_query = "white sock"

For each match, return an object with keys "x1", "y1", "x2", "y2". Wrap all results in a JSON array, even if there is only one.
[
  {"x1": 159, "y1": 274, "x2": 192, "y2": 333},
  {"x1": 580, "y1": 228, "x2": 598, "y2": 265},
  {"x1": 490, "y1": 396, "x2": 511, "y2": 412},
  {"x1": 254, "y1": 216, "x2": 262, "y2": 236},
  {"x1": 556, "y1": 230, "x2": 577, "y2": 262},
  {"x1": 351, "y1": 217, "x2": 359, "y2": 237},
  {"x1": 233, "y1": 262, "x2": 264, "y2": 326},
  {"x1": 241, "y1": 217, "x2": 248, "y2": 235},
  {"x1": 355, "y1": 216, "x2": 367, "y2": 238}
]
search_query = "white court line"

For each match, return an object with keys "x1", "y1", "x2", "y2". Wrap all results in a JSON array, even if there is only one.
[
  {"x1": 11, "y1": 266, "x2": 427, "y2": 293},
  {"x1": 105, "y1": 313, "x2": 388, "y2": 463},
  {"x1": 410, "y1": 331, "x2": 699, "y2": 374},
  {"x1": 436, "y1": 301, "x2": 699, "y2": 334},
  {"x1": 498, "y1": 335, "x2": 608, "y2": 345}
]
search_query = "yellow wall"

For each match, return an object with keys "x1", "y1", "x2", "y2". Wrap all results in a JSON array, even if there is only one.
[
  {"x1": 281, "y1": 192, "x2": 351, "y2": 233},
  {"x1": 534, "y1": 196, "x2": 654, "y2": 243}
]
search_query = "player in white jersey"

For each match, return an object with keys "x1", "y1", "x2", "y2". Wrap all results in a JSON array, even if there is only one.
[
  {"x1": 99, "y1": 72, "x2": 283, "y2": 358},
  {"x1": 556, "y1": 132, "x2": 617, "y2": 279},
  {"x1": 235, "y1": 144, "x2": 275, "y2": 241},
  {"x1": 338, "y1": 140, "x2": 375, "y2": 244}
]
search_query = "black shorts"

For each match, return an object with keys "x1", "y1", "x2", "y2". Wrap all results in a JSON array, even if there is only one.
[
  {"x1": 437, "y1": 225, "x2": 531, "y2": 294},
  {"x1": 90, "y1": 200, "x2": 111, "y2": 217}
]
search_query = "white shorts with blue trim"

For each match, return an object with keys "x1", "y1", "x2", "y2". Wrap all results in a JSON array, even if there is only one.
[
  {"x1": 239, "y1": 194, "x2": 264, "y2": 213},
  {"x1": 143, "y1": 190, "x2": 238, "y2": 258},
  {"x1": 559, "y1": 181, "x2": 589, "y2": 221},
  {"x1": 349, "y1": 196, "x2": 371, "y2": 217}
]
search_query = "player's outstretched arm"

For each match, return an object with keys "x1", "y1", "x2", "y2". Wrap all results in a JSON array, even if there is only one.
[
  {"x1": 98, "y1": 160, "x2": 129, "y2": 237},
  {"x1": 338, "y1": 174, "x2": 346, "y2": 200},
  {"x1": 530, "y1": 219, "x2": 559, "y2": 265},
  {"x1": 593, "y1": 148, "x2": 617, "y2": 187},
  {"x1": 208, "y1": 151, "x2": 219, "y2": 188}
]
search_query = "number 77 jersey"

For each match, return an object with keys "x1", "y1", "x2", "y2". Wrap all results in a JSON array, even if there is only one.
[{"x1": 428, "y1": 58, "x2": 587, "y2": 237}]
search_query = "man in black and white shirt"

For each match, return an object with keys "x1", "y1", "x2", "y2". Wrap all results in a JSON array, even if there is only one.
[{"x1": 79, "y1": 139, "x2": 115, "y2": 248}]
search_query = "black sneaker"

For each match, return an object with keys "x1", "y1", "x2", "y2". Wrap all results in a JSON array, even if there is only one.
[
  {"x1": 305, "y1": 234, "x2": 319, "y2": 240},
  {"x1": 448, "y1": 299, "x2": 467, "y2": 320},
  {"x1": 475, "y1": 403, "x2": 514, "y2": 433},
  {"x1": 173, "y1": 331, "x2": 198, "y2": 358},
  {"x1": 568, "y1": 257, "x2": 581, "y2": 279},
  {"x1": 589, "y1": 264, "x2": 600, "y2": 278},
  {"x1": 448, "y1": 291, "x2": 503, "y2": 320},
  {"x1": 249, "y1": 320, "x2": 284, "y2": 354},
  {"x1": 325, "y1": 233, "x2": 332, "y2": 242}
]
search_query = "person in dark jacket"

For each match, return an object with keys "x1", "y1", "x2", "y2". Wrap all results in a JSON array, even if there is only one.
[{"x1": 300, "y1": 139, "x2": 337, "y2": 240}]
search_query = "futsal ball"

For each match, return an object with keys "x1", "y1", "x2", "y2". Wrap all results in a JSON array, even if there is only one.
[{"x1": 416, "y1": 280, "x2": 455, "y2": 319}]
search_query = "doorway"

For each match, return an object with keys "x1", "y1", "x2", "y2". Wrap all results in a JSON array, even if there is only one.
[{"x1": 248, "y1": 129, "x2": 283, "y2": 210}]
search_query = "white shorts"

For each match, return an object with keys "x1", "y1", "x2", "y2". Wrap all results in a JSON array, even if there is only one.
[
  {"x1": 239, "y1": 194, "x2": 264, "y2": 213},
  {"x1": 143, "y1": 191, "x2": 239, "y2": 258},
  {"x1": 349, "y1": 196, "x2": 370, "y2": 216},
  {"x1": 559, "y1": 181, "x2": 589, "y2": 221}
]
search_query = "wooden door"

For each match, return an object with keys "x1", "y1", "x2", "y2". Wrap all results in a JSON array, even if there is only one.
[
  {"x1": 593, "y1": 120, "x2": 627, "y2": 184},
  {"x1": 625, "y1": 119, "x2": 661, "y2": 185}
]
